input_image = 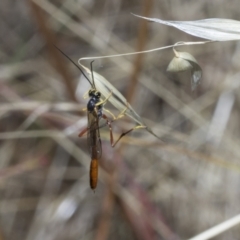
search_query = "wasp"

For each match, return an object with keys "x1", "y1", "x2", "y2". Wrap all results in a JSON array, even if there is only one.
[
  {"x1": 55, "y1": 46, "x2": 138, "y2": 190},
  {"x1": 55, "y1": 47, "x2": 113, "y2": 190},
  {"x1": 78, "y1": 61, "x2": 113, "y2": 190}
]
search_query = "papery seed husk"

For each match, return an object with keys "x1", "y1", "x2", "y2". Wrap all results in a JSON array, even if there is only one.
[
  {"x1": 177, "y1": 51, "x2": 198, "y2": 64},
  {"x1": 167, "y1": 57, "x2": 193, "y2": 72}
]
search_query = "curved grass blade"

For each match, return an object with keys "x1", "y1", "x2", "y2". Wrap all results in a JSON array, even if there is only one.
[{"x1": 133, "y1": 14, "x2": 240, "y2": 41}]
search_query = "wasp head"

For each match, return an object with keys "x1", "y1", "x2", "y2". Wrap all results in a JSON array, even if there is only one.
[{"x1": 89, "y1": 89, "x2": 101, "y2": 98}]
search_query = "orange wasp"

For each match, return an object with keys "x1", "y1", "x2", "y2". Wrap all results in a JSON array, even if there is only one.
[
  {"x1": 78, "y1": 61, "x2": 113, "y2": 190},
  {"x1": 56, "y1": 47, "x2": 141, "y2": 190},
  {"x1": 55, "y1": 47, "x2": 113, "y2": 190}
]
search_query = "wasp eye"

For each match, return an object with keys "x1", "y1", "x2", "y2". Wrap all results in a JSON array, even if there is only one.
[{"x1": 96, "y1": 91, "x2": 101, "y2": 97}]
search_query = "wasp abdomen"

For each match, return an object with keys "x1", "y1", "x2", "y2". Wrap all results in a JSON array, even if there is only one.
[{"x1": 90, "y1": 159, "x2": 98, "y2": 189}]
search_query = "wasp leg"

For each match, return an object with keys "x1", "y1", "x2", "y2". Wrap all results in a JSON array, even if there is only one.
[
  {"x1": 78, "y1": 126, "x2": 88, "y2": 137},
  {"x1": 112, "y1": 125, "x2": 146, "y2": 147},
  {"x1": 102, "y1": 113, "x2": 146, "y2": 147},
  {"x1": 116, "y1": 102, "x2": 129, "y2": 120},
  {"x1": 83, "y1": 90, "x2": 89, "y2": 99},
  {"x1": 101, "y1": 101, "x2": 144, "y2": 147},
  {"x1": 103, "y1": 108, "x2": 117, "y2": 119},
  {"x1": 96, "y1": 90, "x2": 113, "y2": 107},
  {"x1": 103, "y1": 102, "x2": 129, "y2": 121}
]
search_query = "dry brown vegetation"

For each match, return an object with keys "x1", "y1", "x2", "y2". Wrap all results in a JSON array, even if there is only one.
[{"x1": 1, "y1": 0, "x2": 240, "y2": 240}]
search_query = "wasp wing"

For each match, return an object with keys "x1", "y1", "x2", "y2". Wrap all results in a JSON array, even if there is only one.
[{"x1": 87, "y1": 109, "x2": 102, "y2": 159}]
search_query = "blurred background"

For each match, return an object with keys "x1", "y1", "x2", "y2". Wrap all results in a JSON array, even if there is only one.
[{"x1": 1, "y1": 0, "x2": 240, "y2": 239}]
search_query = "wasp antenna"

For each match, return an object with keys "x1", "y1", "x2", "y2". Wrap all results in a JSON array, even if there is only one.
[
  {"x1": 54, "y1": 45, "x2": 93, "y2": 88},
  {"x1": 90, "y1": 60, "x2": 96, "y2": 89}
]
